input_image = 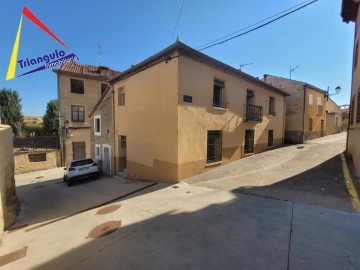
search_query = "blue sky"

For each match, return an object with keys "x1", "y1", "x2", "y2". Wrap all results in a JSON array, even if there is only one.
[{"x1": 0, "y1": 0, "x2": 354, "y2": 115}]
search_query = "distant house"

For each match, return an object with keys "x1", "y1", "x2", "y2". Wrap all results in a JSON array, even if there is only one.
[
  {"x1": 263, "y1": 75, "x2": 327, "y2": 144},
  {"x1": 89, "y1": 41, "x2": 289, "y2": 182},
  {"x1": 341, "y1": 0, "x2": 360, "y2": 175},
  {"x1": 53, "y1": 63, "x2": 120, "y2": 166},
  {"x1": 326, "y1": 98, "x2": 343, "y2": 135}
]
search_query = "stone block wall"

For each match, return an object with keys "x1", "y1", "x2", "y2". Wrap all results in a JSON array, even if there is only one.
[{"x1": 0, "y1": 125, "x2": 19, "y2": 237}]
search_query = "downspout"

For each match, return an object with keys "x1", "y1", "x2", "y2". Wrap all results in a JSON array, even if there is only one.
[
  {"x1": 302, "y1": 85, "x2": 307, "y2": 143},
  {"x1": 112, "y1": 85, "x2": 116, "y2": 175},
  {"x1": 56, "y1": 74, "x2": 65, "y2": 167}
]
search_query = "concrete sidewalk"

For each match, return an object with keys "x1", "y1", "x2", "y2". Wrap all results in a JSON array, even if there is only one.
[{"x1": 1, "y1": 182, "x2": 359, "y2": 269}]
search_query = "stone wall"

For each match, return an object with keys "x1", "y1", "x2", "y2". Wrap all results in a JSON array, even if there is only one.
[
  {"x1": 0, "y1": 125, "x2": 19, "y2": 236},
  {"x1": 14, "y1": 150, "x2": 61, "y2": 175}
]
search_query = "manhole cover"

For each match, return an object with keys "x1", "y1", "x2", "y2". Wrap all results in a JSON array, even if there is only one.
[
  {"x1": 96, "y1": 204, "x2": 121, "y2": 215},
  {"x1": 87, "y1": 221, "x2": 121, "y2": 239}
]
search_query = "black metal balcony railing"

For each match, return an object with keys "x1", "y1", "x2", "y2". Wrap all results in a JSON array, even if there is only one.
[
  {"x1": 245, "y1": 104, "x2": 263, "y2": 122},
  {"x1": 213, "y1": 99, "x2": 229, "y2": 109}
]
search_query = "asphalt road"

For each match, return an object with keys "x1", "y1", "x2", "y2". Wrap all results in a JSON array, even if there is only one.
[{"x1": 185, "y1": 132, "x2": 354, "y2": 212}]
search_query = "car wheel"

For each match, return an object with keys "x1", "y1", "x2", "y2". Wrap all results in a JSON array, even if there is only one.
[
  {"x1": 63, "y1": 175, "x2": 68, "y2": 182},
  {"x1": 95, "y1": 172, "x2": 100, "y2": 179}
]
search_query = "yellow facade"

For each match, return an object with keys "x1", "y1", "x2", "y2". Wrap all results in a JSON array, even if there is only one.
[
  {"x1": 342, "y1": 0, "x2": 360, "y2": 175},
  {"x1": 264, "y1": 75, "x2": 327, "y2": 143},
  {"x1": 110, "y1": 46, "x2": 287, "y2": 183},
  {"x1": 326, "y1": 98, "x2": 343, "y2": 135},
  {"x1": 57, "y1": 74, "x2": 107, "y2": 165}
]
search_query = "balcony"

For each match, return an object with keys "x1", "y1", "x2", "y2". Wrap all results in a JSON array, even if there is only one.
[{"x1": 245, "y1": 104, "x2": 263, "y2": 122}]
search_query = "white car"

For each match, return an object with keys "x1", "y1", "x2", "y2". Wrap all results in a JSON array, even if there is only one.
[{"x1": 63, "y1": 158, "x2": 100, "y2": 186}]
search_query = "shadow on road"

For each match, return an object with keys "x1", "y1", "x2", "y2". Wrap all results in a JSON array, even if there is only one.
[
  {"x1": 232, "y1": 154, "x2": 353, "y2": 212},
  {"x1": 9, "y1": 175, "x2": 169, "y2": 230}
]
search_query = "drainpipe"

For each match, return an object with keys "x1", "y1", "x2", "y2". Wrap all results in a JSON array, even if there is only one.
[
  {"x1": 112, "y1": 85, "x2": 116, "y2": 175},
  {"x1": 302, "y1": 85, "x2": 307, "y2": 143}
]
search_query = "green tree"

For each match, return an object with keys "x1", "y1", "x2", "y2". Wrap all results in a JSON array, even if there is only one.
[
  {"x1": 43, "y1": 99, "x2": 59, "y2": 135},
  {"x1": 0, "y1": 88, "x2": 23, "y2": 134}
]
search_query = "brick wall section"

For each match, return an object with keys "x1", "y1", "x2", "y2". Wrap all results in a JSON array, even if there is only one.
[{"x1": 0, "y1": 125, "x2": 19, "y2": 237}]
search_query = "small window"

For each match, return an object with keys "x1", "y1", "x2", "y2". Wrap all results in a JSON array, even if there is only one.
[
  {"x1": 247, "y1": 89, "x2": 254, "y2": 104},
  {"x1": 94, "y1": 115, "x2": 101, "y2": 135},
  {"x1": 213, "y1": 80, "x2": 226, "y2": 108},
  {"x1": 101, "y1": 83, "x2": 108, "y2": 95},
  {"x1": 207, "y1": 131, "x2": 222, "y2": 163},
  {"x1": 71, "y1": 105, "x2": 85, "y2": 122},
  {"x1": 317, "y1": 105, "x2": 324, "y2": 116},
  {"x1": 118, "y1": 88, "x2": 125, "y2": 106},
  {"x1": 268, "y1": 130, "x2": 274, "y2": 147},
  {"x1": 29, "y1": 153, "x2": 46, "y2": 162},
  {"x1": 309, "y1": 95, "x2": 313, "y2": 105},
  {"x1": 317, "y1": 97, "x2": 322, "y2": 105},
  {"x1": 269, "y1": 97, "x2": 276, "y2": 116},
  {"x1": 95, "y1": 144, "x2": 101, "y2": 159},
  {"x1": 309, "y1": 118, "x2": 313, "y2": 131},
  {"x1": 70, "y1": 79, "x2": 84, "y2": 94}
]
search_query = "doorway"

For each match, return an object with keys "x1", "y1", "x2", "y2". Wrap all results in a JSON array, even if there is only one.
[
  {"x1": 321, "y1": 120, "x2": 325, "y2": 137},
  {"x1": 103, "y1": 145, "x2": 111, "y2": 175},
  {"x1": 72, "y1": 142, "x2": 86, "y2": 160},
  {"x1": 245, "y1": 130, "x2": 255, "y2": 154},
  {"x1": 118, "y1": 136, "x2": 127, "y2": 171}
]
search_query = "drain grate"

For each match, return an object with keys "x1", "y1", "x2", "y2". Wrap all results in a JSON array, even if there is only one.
[{"x1": 87, "y1": 221, "x2": 121, "y2": 239}]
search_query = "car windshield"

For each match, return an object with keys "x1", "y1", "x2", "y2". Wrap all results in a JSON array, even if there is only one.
[{"x1": 71, "y1": 159, "x2": 94, "y2": 167}]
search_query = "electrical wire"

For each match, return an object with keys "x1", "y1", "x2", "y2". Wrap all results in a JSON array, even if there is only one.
[
  {"x1": 170, "y1": 0, "x2": 186, "y2": 44},
  {"x1": 197, "y1": 0, "x2": 318, "y2": 51}
]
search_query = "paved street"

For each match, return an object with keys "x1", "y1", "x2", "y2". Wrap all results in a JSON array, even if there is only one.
[
  {"x1": 0, "y1": 176, "x2": 359, "y2": 270},
  {"x1": 185, "y1": 132, "x2": 354, "y2": 212},
  {"x1": 0, "y1": 132, "x2": 359, "y2": 269}
]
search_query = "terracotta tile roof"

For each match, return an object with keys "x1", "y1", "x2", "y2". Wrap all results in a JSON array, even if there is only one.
[
  {"x1": 263, "y1": 74, "x2": 327, "y2": 94},
  {"x1": 54, "y1": 62, "x2": 121, "y2": 81}
]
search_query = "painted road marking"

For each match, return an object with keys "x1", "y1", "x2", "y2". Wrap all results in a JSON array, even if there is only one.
[{"x1": 340, "y1": 153, "x2": 360, "y2": 212}]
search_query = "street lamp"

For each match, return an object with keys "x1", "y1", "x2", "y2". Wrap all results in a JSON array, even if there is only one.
[{"x1": 325, "y1": 86, "x2": 341, "y2": 100}]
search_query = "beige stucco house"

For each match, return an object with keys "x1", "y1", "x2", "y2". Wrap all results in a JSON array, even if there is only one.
[
  {"x1": 341, "y1": 0, "x2": 360, "y2": 175},
  {"x1": 263, "y1": 75, "x2": 327, "y2": 144},
  {"x1": 90, "y1": 41, "x2": 289, "y2": 183},
  {"x1": 326, "y1": 98, "x2": 343, "y2": 135},
  {"x1": 54, "y1": 63, "x2": 120, "y2": 166}
]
